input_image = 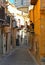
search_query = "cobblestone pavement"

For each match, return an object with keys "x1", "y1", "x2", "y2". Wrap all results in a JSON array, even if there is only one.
[{"x1": 0, "y1": 47, "x2": 38, "y2": 65}]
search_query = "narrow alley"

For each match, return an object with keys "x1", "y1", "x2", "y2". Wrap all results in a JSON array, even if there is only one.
[
  {"x1": 0, "y1": 47, "x2": 38, "y2": 65},
  {"x1": 0, "y1": 0, "x2": 45, "y2": 65}
]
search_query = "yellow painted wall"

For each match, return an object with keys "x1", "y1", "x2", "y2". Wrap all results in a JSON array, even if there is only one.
[
  {"x1": 40, "y1": 0, "x2": 45, "y2": 57},
  {"x1": 41, "y1": 0, "x2": 45, "y2": 9},
  {"x1": 33, "y1": 0, "x2": 40, "y2": 35},
  {"x1": 40, "y1": 9, "x2": 45, "y2": 57},
  {"x1": 29, "y1": 0, "x2": 40, "y2": 35},
  {"x1": 29, "y1": 0, "x2": 45, "y2": 58},
  {"x1": 31, "y1": 0, "x2": 41, "y2": 59}
]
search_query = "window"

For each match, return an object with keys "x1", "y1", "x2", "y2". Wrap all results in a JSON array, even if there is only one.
[
  {"x1": 12, "y1": 19, "x2": 17, "y2": 28},
  {"x1": 5, "y1": 15, "x2": 10, "y2": 24},
  {"x1": 6, "y1": 16, "x2": 10, "y2": 24},
  {"x1": 21, "y1": 0, "x2": 23, "y2": 5},
  {"x1": 0, "y1": 6, "x2": 5, "y2": 20},
  {"x1": 15, "y1": 0, "x2": 17, "y2": 4}
]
